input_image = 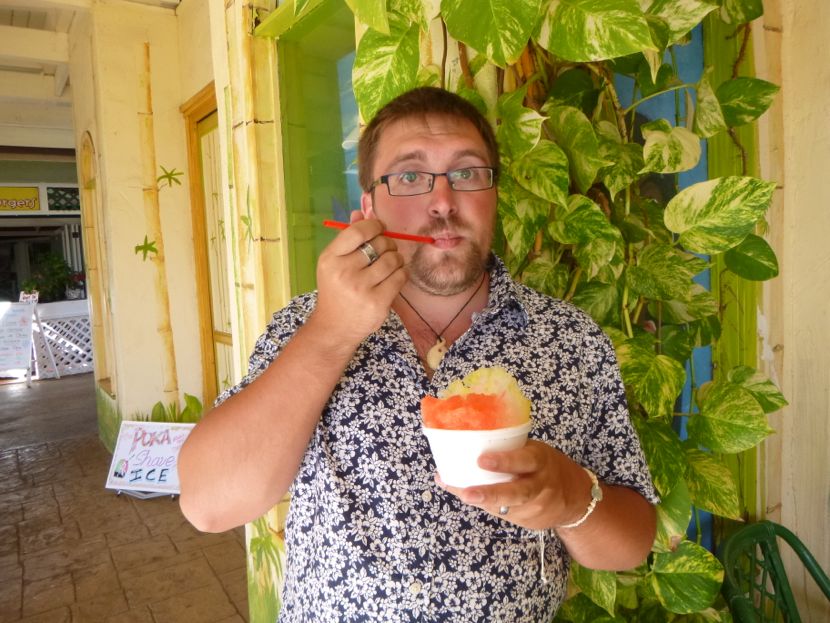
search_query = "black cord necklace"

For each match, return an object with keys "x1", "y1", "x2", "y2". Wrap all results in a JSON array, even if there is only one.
[{"x1": 398, "y1": 272, "x2": 487, "y2": 370}]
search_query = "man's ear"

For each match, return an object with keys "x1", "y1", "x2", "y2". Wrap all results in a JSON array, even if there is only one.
[{"x1": 360, "y1": 192, "x2": 375, "y2": 219}]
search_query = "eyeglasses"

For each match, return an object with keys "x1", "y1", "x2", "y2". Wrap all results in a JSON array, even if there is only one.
[{"x1": 369, "y1": 167, "x2": 497, "y2": 197}]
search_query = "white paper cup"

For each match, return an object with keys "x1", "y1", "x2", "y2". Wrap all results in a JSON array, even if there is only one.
[{"x1": 422, "y1": 421, "x2": 533, "y2": 488}]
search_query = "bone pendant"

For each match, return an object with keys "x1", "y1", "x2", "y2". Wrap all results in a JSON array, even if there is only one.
[{"x1": 426, "y1": 337, "x2": 448, "y2": 370}]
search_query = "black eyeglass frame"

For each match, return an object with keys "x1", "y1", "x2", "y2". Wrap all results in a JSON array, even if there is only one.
[{"x1": 368, "y1": 166, "x2": 498, "y2": 197}]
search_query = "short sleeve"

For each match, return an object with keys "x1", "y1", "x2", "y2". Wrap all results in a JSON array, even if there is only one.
[{"x1": 213, "y1": 293, "x2": 317, "y2": 408}]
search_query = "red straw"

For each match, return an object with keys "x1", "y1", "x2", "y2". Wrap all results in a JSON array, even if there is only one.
[{"x1": 323, "y1": 220, "x2": 435, "y2": 244}]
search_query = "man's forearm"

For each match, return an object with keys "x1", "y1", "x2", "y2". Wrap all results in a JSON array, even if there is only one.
[
  {"x1": 178, "y1": 317, "x2": 360, "y2": 532},
  {"x1": 556, "y1": 482, "x2": 656, "y2": 571}
]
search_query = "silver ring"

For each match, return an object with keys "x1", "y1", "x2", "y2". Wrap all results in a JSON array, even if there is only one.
[
  {"x1": 498, "y1": 505, "x2": 509, "y2": 516},
  {"x1": 358, "y1": 241, "x2": 380, "y2": 266}
]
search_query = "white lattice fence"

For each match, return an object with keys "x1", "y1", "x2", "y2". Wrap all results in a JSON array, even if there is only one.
[{"x1": 32, "y1": 301, "x2": 94, "y2": 379}]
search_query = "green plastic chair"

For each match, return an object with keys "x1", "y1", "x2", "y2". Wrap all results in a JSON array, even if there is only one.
[{"x1": 718, "y1": 520, "x2": 830, "y2": 622}]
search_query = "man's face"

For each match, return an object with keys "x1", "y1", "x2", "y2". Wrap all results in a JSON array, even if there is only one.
[{"x1": 361, "y1": 113, "x2": 497, "y2": 296}]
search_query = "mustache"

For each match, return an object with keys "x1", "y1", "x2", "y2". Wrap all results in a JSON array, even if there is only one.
[{"x1": 419, "y1": 215, "x2": 470, "y2": 237}]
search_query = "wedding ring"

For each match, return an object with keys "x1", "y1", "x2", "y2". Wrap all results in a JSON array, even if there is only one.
[
  {"x1": 359, "y1": 241, "x2": 380, "y2": 266},
  {"x1": 498, "y1": 505, "x2": 509, "y2": 516}
]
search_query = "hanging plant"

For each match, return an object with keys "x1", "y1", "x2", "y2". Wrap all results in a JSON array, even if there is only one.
[{"x1": 346, "y1": 0, "x2": 784, "y2": 619}]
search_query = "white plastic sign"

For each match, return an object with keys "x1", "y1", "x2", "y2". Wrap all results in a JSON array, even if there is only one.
[
  {"x1": 105, "y1": 421, "x2": 195, "y2": 494},
  {"x1": 0, "y1": 302, "x2": 34, "y2": 371}
]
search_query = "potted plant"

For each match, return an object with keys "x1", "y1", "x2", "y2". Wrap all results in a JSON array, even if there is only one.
[{"x1": 23, "y1": 252, "x2": 72, "y2": 302}]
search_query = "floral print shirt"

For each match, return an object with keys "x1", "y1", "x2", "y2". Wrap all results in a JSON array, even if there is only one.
[{"x1": 218, "y1": 255, "x2": 657, "y2": 622}]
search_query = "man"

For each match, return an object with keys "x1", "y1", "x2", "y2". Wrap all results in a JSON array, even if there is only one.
[{"x1": 179, "y1": 87, "x2": 658, "y2": 622}]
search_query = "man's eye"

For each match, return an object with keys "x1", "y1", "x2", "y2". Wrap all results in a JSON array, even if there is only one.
[
  {"x1": 453, "y1": 168, "x2": 474, "y2": 180},
  {"x1": 397, "y1": 171, "x2": 421, "y2": 184}
]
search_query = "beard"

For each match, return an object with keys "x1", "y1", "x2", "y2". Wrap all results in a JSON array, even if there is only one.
[{"x1": 408, "y1": 215, "x2": 491, "y2": 296}]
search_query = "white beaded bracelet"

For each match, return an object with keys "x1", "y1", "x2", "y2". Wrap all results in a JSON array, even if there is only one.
[{"x1": 557, "y1": 467, "x2": 603, "y2": 529}]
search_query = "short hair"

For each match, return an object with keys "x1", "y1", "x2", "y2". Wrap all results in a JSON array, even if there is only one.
[{"x1": 357, "y1": 87, "x2": 500, "y2": 192}]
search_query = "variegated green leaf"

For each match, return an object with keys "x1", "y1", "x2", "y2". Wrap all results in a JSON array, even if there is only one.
[
  {"x1": 641, "y1": 48, "x2": 663, "y2": 85},
  {"x1": 509, "y1": 139, "x2": 570, "y2": 206},
  {"x1": 521, "y1": 256, "x2": 570, "y2": 299},
  {"x1": 654, "y1": 479, "x2": 693, "y2": 553},
  {"x1": 575, "y1": 232, "x2": 624, "y2": 281},
  {"x1": 631, "y1": 197, "x2": 673, "y2": 244},
  {"x1": 549, "y1": 195, "x2": 615, "y2": 245},
  {"x1": 720, "y1": 0, "x2": 763, "y2": 24},
  {"x1": 690, "y1": 380, "x2": 773, "y2": 453},
  {"x1": 626, "y1": 243, "x2": 706, "y2": 302},
  {"x1": 548, "y1": 68, "x2": 600, "y2": 115},
  {"x1": 555, "y1": 592, "x2": 618, "y2": 623},
  {"x1": 353, "y1": 14, "x2": 419, "y2": 121},
  {"x1": 350, "y1": 0, "x2": 390, "y2": 33},
  {"x1": 572, "y1": 281, "x2": 620, "y2": 326},
  {"x1": 546, "y1": 195, "x2": 624, "y2": 282},
  {"x1": 594, "y1": 119, "x2": 621, "y2": 144},
  {"x1": 716, "y1": 77, "x2": 780, "y2": 128},
  {"x1": 294, "y1": 0, "x2": 313, "y2": 17},
  {"x1": 455, "y1": 85, "x2": 488, "y2": 115},
  {"x1": 632, "y1": 416, "x2": 687, "y2": 497},
  {"x1": 497, "y1": 175, "x2": 549, "y2": 260},
  {"x1": 640, "y1": 119, "x2": 701, "y2": 174},
  {"x1": 688, "y1": 315, "x2": 721, "y2": 348},
  {"x1": 617, "y1": 339, "x2": 686, "y2": 419},
  {"x1": 727, "y1": 366, "x2": 788, "y2": 413},
  {"x1": 683, "y1": 444, "x2": 742, "y2": 519},
  {"x1": 591, "y1": 237, "x2": 626, "y2": 285},
  {"x1": 571, "y1": 562, "x2": 617, "y2": 616},
  {"x1": 651, "y1": 540, "x2": 724, "y2": 614},
  {"x1": 724, "y1": 233, "x2": 779, "y2": 281},
  {"x1": 389, "y1": 0, "x2": 441, "y2": 31},
  {"x1": 657, "y1": 283, "x2": 718, "y2": 323},
  {"x1": 646, "y1": 0, "x2": 719, "y2": 44},
  {"x1": 535, "y1": 0, "x2": 657, "y2": 62},
  {"x1": 664, "y1": 176, "x2": 776, "y2": 254},
  {"x1": 442, "y1": 0, "x2": 542, "y2": 67},
  {"x1": 660, "y1": 325, "x2": 694, "y2": 364},
  {"x1": 545, "y1": 105, "x2": 610, "y2": 193},
  {"x1": 637, "y1": 61, "x2": 674, "y2": 97},
  {"x1": 615, "y1": 575, "x2": 640, "y2": 611},
  {"x1": 417, "y1": 64, "x2": 442, "y2": 87},
  {"x1": 693, "y1": 68, "x2": 727, "y2": 138},
  {"x1": 497, "y1": 86, "x2": 546, "y2": 161},
  {"x1": 599, "y1": 138, "x2": 645, "y2": 199}
]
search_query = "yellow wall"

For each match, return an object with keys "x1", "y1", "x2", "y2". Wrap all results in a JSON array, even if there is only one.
[
  {"x1": 756, "y1": 1, "x2": 830, "y2": 620},
  {"x1": 69, "y1": 0, "x2": 204, "y2": 418}
]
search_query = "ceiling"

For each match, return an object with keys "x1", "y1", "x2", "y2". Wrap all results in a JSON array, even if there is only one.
[{"x1": 0, "y1": 0, "x2": 180, "y2": 153}]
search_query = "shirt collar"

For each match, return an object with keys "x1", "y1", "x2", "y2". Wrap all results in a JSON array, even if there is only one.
[{"x1": 480, "y1": 254, "x2": 530, "y2": 326}]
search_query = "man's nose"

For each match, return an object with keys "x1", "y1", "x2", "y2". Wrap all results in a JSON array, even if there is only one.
[{"x1": 427, "y1": 175, "x2": 457, "y2": 218}]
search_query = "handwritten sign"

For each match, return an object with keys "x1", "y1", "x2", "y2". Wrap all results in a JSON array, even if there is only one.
[
  {"x1": 0, "y1": 302, "x2": 34, "y2": 371},
  {"x1": 105, "y1": 421, "x2": 195, "y2": 494}
]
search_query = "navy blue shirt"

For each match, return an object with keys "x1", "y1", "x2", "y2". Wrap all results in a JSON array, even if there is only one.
[{"x1": 218, "y1": 255, "x2": 657, "y2": 622}]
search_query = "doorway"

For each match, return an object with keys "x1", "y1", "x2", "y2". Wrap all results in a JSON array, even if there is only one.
[{"x1": 182, "y1": 84, "x2": 234, "y2": 406}]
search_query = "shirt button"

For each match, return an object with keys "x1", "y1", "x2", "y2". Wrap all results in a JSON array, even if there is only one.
[
  {"x1": 409, "y1": 581, "x2": 422, "y2": 595},
  {"x1": 421, "y1": 490, "x2": 432, "y2": 503}
]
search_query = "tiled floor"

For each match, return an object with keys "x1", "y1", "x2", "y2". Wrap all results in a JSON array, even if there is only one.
[{"x1": 0, "y1": 377, "x2": 249, "y2": 622}]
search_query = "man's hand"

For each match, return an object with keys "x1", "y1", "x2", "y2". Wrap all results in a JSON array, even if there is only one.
[
  {"x1": 435, "y1": 440, "x2": 586, "y2": 531},
  {"x1": 312, "y1": 213, "x2": 408, "y2": 348},
  {"x1": 435, "y1": 439, "x2": 657, "y2": 570}
]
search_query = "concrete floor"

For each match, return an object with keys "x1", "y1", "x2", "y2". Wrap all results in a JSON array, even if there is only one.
[
  {"x1": 0, "y1": 374, "x2": 249, "y2": 622},
  {"x1": 1, "y1": 375, "x2": 98, "y2": 450}
]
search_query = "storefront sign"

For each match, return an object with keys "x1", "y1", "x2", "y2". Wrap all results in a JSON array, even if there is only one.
[{"x1": 0, "y1": 186, "x2": 40, "y2": 211}]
